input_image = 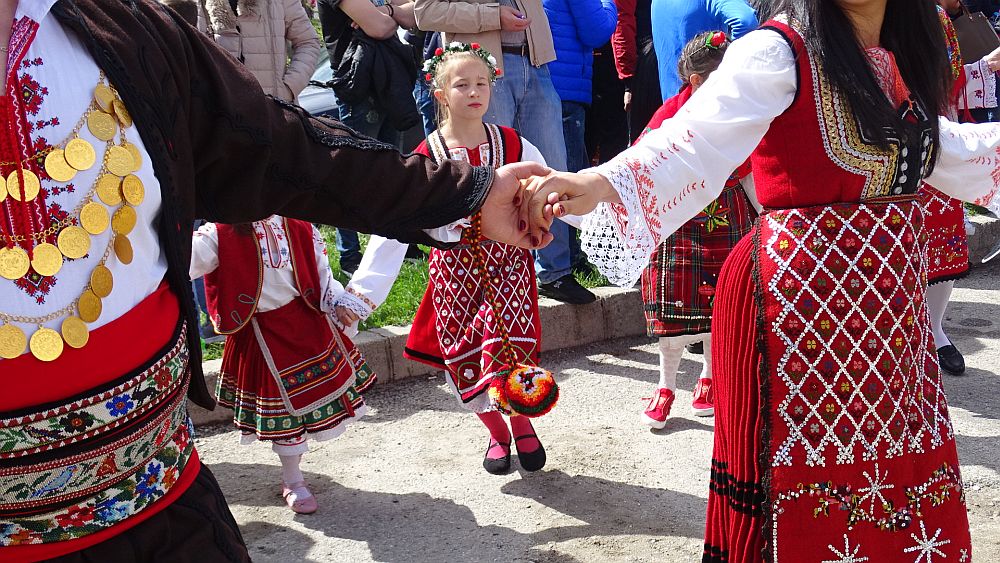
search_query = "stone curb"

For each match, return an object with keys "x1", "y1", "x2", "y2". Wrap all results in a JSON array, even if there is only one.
[
  {"x1": 968, "y1": 213, "x2": 1000, "y2": 265},
  {"x1": 189, "y1": 286, "x2": 648, "y2": 426},
  {"x1": 190, "y1": 214, "x2": 1000, "y2": 427}
]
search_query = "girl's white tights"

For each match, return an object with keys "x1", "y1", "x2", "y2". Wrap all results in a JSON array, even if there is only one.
[
  {"x1": 657, "y1": 333, "x2": 713, "y2": 391},
  {"x1": 926, "y1": 280, "x2": 954, "y2": 349}
]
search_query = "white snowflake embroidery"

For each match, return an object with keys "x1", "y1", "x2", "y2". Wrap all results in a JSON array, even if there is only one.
[
  {"x1": 960, "y1": 548, "x2": 969, "y2": 562},
  {"x1": 823, "y1": 535, "x2": 869, "y2": 563},
  {"x1": 904, "y1": 521, "x2": 951, "y2": 563},
  {"x1": 857, "y1": 464, "x2": 895, "y2": 513}
]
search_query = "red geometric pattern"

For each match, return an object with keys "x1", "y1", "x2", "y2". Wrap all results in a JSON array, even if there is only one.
[
  {"x1": 918, "y1": 185, "x2": 970, "y2": 285},
  {"x1": 756, "y1": 200, "x2": 970, "y2": 561}
]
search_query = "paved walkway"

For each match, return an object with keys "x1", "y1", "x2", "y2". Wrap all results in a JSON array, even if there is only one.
[{"x1": 195, "y1": 261, "x2": 1000, "y2": 562}]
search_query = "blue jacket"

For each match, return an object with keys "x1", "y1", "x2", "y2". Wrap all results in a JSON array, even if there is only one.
[
  {"x1": 543, "y1": 0, "x2": 618, "y2": 104},
  {"x1": 650, "y1": 0, "x2": 757, "y2": 100}
]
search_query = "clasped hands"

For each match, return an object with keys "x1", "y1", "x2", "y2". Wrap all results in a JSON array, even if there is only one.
[{"x1": 479, "y1": 162, "x2": 621, "y2": 250}]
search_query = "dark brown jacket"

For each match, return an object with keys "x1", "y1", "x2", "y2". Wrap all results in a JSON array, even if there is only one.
[{"x1": 51, "y1": 0, "x2": 493, "y2": 408}]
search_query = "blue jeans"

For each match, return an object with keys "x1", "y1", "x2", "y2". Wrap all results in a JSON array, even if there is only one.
[
  {"x1": 337, "y1": 97, "x2": 404, "y2": 268},
  {"x1": 414, "y1": 78, "x2": 437, "y2": 137},
  {"x1": 483, "y1": 54, "x2": 570, "y2": 283}
]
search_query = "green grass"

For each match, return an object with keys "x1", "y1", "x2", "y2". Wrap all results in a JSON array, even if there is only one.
[{"x1": 200, "y1": 225, "x2": 609, "y2": 360}]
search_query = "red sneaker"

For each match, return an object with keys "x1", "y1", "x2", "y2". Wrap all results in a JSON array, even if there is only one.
[
  {"x1": 691, "y1": 378, "x2": 714, "y2": 417},
  {"x1": 642, "y1": 387, "x2": 675, "y2": 429}
]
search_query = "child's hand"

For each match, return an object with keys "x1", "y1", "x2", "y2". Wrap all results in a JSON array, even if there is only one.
[{"x1": 335, "y1": 306, "x2": 360, "y2": 328}]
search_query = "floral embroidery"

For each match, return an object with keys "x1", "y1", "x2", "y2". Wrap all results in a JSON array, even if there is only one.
[{"x1": 105, "y1": 393, "x2": 135, "y2": 416}]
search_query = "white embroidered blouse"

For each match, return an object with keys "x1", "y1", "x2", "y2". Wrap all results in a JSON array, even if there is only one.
[{"x1": 572, "y1": 29, "x2": 1000, "y2": 287}]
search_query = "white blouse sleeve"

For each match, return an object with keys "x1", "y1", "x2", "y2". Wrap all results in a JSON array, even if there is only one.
[
  {"x1": 334, "y1": 235, "x2": 409, "y2": 321},
  {"x1": 189, "y1": 222, "x2": 220, "y2": 280},
  {"x1": 924, "y1": 117, "x2": 1000, "y2": 216},
  {"x1": 313, "y1": 226, "x2": 345, "y2": 315},
  {"x1": 959, "y1": 60, "x2": 998, "y2": 110},
  {"x1": 579, "y1": 29, "x2": 797, "y2": 287},
  {"x1": 520, "y1": 138, "x2": 548, "y2": 167}
]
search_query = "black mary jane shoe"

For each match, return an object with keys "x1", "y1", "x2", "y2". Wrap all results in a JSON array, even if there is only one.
[
  {"x1": 483, "y1": 438, "x2": 512, "y2": 475},
  {"x1": 937, "y1": 344, "x2": 966, "y2": 376},
  {"x1": 514, "y1": 434, "x2": 547, "y2": 472}
]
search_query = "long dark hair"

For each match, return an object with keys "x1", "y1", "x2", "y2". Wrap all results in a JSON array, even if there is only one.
[{"x1": 762, "y1": 0, "x2": 950, "y2": 158}]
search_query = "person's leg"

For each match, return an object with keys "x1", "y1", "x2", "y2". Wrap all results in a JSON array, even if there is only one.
[
  {"x1": 656, "y1": 336, "x2": 686, "y2": 391},
  {"x1": 477, "y1": 411, "x2": 512, "y2": 474},
  {"x1": 560, "y1": 100, "x2": 590, "y2": 270},
  {"x1": 692, "y1": 334, "x2": 714, "y2": 416},
  {"x1": 273, "y1": 438, "x2": 317, "y2": 513},
  {"x1": 414, "y1": 78, "x2": 437, "y2": 137},
  {"x1": 482, "y1": 54, "x2": 519, "y2": 128},
  {"x1": 927, "y1": 280, "x2": 966, "y2": 375},
  {"x1": 335, "y1": 228, "x2": 361, "y2": 274}
]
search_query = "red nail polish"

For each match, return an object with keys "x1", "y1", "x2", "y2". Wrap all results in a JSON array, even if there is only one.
[
  {"x1": 519, "y1": 220, "x2": 527, "y2": 231},
  {"x1": 531, "y1": 236, "x2": 539, "y2": 246}
]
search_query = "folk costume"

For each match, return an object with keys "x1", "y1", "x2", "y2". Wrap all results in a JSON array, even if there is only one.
[
  {"x1": 190, "y1": 217, "x2": 374, "y2": 451},
  {"x1": 637, "y1": 84, "x2": 755, "y2": 424},
  {"x1": 0, "y1": 1, "x2": 495, "y2": 560},
  {"x1": 919, "y1": 7, "x2": 1000, "y2": 375},
  {"x1": 340, "y1": 124, "x2": 546, "y2": 413},
  {"x1": 574, "y1": 22, "x2": 1000, "y2": 563}
]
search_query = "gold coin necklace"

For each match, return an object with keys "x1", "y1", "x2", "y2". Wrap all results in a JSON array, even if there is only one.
[{"x1": 0, "y1": 74, "x2": 143, "y2": 361}]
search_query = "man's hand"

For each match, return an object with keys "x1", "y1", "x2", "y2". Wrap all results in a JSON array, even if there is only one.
[
  {"x1": 481, "y1": 162, "x2": 552, "y2": 248},
  {"x1": 500, "y1": 5, "x2": 531, "y2": 31},
  {"x1": 523, "y1": 171, "x2": 621, "y2": 242}
]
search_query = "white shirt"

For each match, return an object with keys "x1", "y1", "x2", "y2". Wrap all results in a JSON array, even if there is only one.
[{"x1": 578, "y1": 29, "x2": 1000, "y2": 287}]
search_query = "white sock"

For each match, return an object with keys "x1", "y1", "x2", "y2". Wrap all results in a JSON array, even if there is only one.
[
  {"x1": 926, "y1": 281, "x2": 954, "y2": 348},
  {"x1": 657, "y1": 336, "x2": 686, "y2": 391},
  {"x1": 279, "y1": 454, "x2": 305, "y2": 487},
  {"x1": 701, "y1": 335, "x2": 713, "y2": 380}
]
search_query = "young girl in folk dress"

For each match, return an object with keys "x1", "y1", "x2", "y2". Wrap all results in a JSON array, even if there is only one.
[
  {"x1": 334, "y1": 44, "x2": 549, "y2": 475},
  {"x1": 636, "y1": 32, "x2": 755, "y2": 429},
  {"x1": 190, "y1": 217, "x2": 375, "y2": 514}
]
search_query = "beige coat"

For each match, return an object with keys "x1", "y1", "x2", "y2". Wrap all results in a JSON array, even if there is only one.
[
  {"x1": 200, "y1": 0, "x2": 320, "y2": 100},
  {"x1": 413, "y1": 0, "x2": 555, "y2": 69}
]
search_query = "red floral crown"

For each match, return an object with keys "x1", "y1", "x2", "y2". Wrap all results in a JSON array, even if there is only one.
[{"x1": 422, "y1": 42, "x2": 502, "y2": 86}]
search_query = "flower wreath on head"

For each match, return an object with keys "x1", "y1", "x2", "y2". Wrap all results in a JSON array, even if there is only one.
[{"x1": 422, "y1": 42, "x2": 501, "y2": 86}]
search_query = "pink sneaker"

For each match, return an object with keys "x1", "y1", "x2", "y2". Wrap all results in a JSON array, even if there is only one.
[
  {"x1": 692, "y1": 378, "x2": 714, "y2": 417},
  {"x1": 282, "y1": 481, "x2": 318, "y2": 514},
  {"x1": 642, "y1": 387, "x2": 675, "y2": 429}
]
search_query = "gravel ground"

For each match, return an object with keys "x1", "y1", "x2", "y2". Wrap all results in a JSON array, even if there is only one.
[{"x1": 195, "y1": 261, "x2": 1000, "y2": 562}]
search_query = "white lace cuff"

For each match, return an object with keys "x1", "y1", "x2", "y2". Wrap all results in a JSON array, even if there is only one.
[
  {"x1": 579, "y1": 166, "x2": 659, "y2": 288},
  {"x1": 333, "y1": 289, "x2": 375, "y2": 321}
]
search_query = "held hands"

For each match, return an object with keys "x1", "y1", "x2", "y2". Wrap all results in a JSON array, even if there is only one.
[{"x1": 481, "y1": 165, "x2": 620, "y2": 250}]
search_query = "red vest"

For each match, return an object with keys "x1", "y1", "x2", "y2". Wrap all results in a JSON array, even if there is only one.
[
  {"x1": 751, "y1": 21, "x2": 935, "y2": 209},
  {"x1": 205, "y1": 218, "x2": 321, "y2": 334}
]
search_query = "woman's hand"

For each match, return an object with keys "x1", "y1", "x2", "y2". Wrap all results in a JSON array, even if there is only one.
[
  {"x1": 983, "y1": 44, "x2": 1000, "y2": 74},
  {"x1": 523, "y1": 171, "x2": 621, "y2": 241}
]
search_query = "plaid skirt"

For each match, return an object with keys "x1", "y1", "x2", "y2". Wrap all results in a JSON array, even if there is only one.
[{"x1": 641, "y1": 184, "x2": 755, "y2": 337}]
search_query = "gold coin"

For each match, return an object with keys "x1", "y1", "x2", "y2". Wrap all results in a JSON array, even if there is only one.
[
  {"x1": 106, "y1": 146, "x2": 134, "y2": 177},
  {"x1": 112, "y1": 205, "x2": 137, "y2": 235},
  {"x1": 65, "y1": 138, "x2": 97, "y2": 171},
  {"x1": 78, "y1": 289, "x2": 103, "y2": 323},
  {"x1": 30, "y1": 243, "x2": 63, "y2": 277},
  {"x1": 114, "y1": 234, "x2": 133, "y2": 265},
  {"x1": 122, "y1": 175, "x2": 145, "y2": 206},
  {"x1": 44, "y1": 149, "x2": 77, "y2": 183},
  {"x1": 30, "y1": 326, "x2": 64, "y2": 362},
  {"x1": 0, "y1": 175, "x2": 6, "y2": 202},
  {"x1": 123, "y1": 142, "x2": 143, "y2": 172},
  {"x1": 7, "y1": 169, "x2": 41, "y2": 201},
  {"x1": 0, "y1": 246, "x2": 30, "y2": 280},
  {"x1": 0, "y1": 323, "x2": 27, "y2": 359},
  {"x1": 80, "y1": 202, "x2": 110, "y2": 235},
  {"x1": 90, "y1": 264, "x2": 114, "y2": 298},
  {"x1": 57, "y1": 226, "x2": 91, "y2": 259},
  {"x1": 94, "y1": 84, "x2": 116, "y2": 112},
  {"x1": 96, "y1": 174, "x2": 123, "y2": 206},
  {"x1": 87, "y1": 110, "x2": 118, "y2": 142},
  {"x1": 61, "y1": 316, "x2": 90, "y2": 349},
  {"x1": 112, "y1": 99, "x2": 132, "y2": 128}
]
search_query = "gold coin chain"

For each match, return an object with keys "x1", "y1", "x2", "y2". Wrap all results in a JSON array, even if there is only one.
[{"x1": 0, "y1": 75, "x2": 144, "y2": 362}]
